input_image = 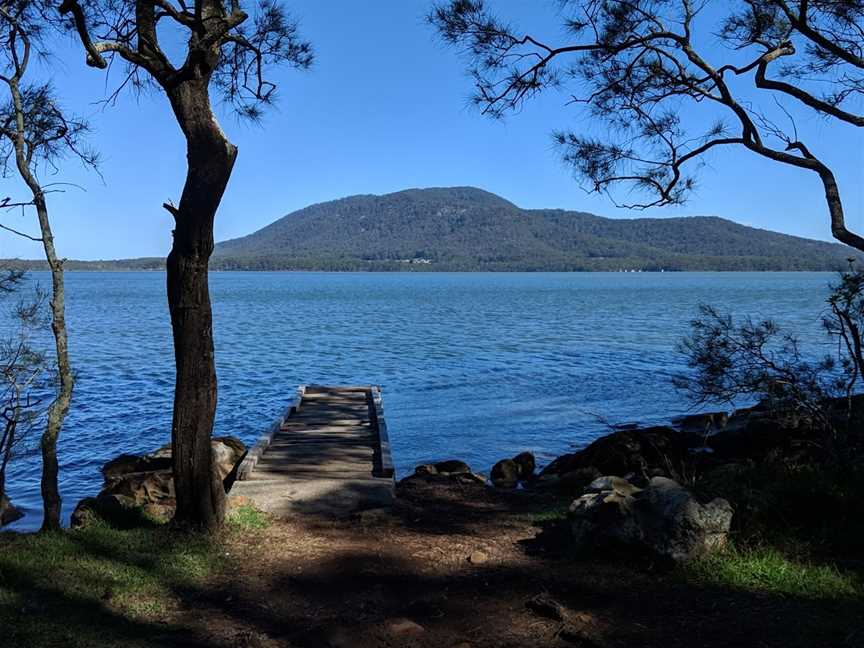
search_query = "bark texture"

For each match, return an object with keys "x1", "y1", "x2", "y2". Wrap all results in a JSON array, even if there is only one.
[{"x1": 166, "y1": 79, "x2": 237, "y2": 530}]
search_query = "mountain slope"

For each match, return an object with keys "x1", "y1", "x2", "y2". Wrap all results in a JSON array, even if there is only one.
[{"x1": 212, "y1": 186, "x2": 858, "y2": 271}]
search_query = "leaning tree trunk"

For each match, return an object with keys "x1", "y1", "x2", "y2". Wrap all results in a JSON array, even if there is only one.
[
  {"x1": 10, "y1": 69, "x2": 74, "y2": 531},
  {"x1": 166, "y1": 79, "x2": 237, "y2": 531},
  {"x1": 34, "y1": 195, "x2": 74, "y2": 532}
]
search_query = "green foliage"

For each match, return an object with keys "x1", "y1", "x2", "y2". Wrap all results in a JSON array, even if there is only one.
[
  {"x1": 697, "y1": 461, "x2": 864, "y2": 555},
  {"x1": 683, "y1": 545, "x2": 861, "y2": 600}
]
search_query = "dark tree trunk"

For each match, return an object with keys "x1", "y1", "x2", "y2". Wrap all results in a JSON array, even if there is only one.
[{"x1": 166, "y1": 79, "x2": 237, "y2": 531}]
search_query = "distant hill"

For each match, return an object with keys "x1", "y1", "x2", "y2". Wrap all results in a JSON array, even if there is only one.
[
  {"x1": 3, "y1": 187, "x2": 858, "y2": 271},
  {"x1": 210, "y1": 186, "x2": 859, "y2": 271}
]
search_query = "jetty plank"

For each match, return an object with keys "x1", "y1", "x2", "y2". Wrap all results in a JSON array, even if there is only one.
[{"x1": 231, "y1": 385, "x2": 395, "y2": 517}]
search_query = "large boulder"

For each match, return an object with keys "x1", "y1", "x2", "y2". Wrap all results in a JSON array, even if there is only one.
[
  {"x1": 568, "y1": 475, "x2": 732, "y2": 562},
  {"x1": 491, "y1": 451, "x2": 536, "y2": 488},
  {"x1": 72, "y1": 436, "x2": 246, "y2": 528},
  {"x1": 0, "y1": 492, "x2": 23, "y2": 527},
  {"x1": 539, "y1": 427, "x2": 702, "y2": 485},
  {"x1": 491, "y1": 458, "x2": 520, "y2": 488}
]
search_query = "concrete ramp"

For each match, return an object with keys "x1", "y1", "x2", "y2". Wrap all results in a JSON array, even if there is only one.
[{"x1": 231, "y1": 385, "x2": 395, "y2": 517}]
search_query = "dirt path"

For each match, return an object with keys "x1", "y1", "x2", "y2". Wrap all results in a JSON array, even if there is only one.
[{"x1": 171, "y1": 478, "x2": 860, "y2": 648}]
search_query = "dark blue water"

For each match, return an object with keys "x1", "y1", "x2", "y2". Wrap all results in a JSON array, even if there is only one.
[{"x1": 2, "y1": 271, "x2": 835, "y2": 531}]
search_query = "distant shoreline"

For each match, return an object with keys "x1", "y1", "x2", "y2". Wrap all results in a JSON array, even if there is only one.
[{"x1": 0, "y1": 260, "x2": 849, "y2": 273}]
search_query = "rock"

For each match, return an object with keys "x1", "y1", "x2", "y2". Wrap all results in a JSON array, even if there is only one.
[
  {"x1": 102, "y1": 453, "x2": 171, "y2": 483},
  {"x1": 513, "y1": 451, "x2": 536, "y2": 479},
  {"x1": 74, "y1": 437, "x2": 246, "y2": 528},
  {"x1": 70, "y1": 497, "x2": 99, "y2": 528},
  {"x1": 568, "y1": 475, "x2": 732, "y2": 563},
  {"x1": 491, "y1": 458, "x2": 520, "y2": 488},
  {"x1": 107, "y1": 469, "x2": 175, "y2": 506},
  {"x1": 153, "y1": 436, "x2": 246, "y2": 483},
  {"x1": 0, "y1": 492, "x2": 24, "y2": 527},
  {"x1": 71, "y1": 493, "x2": 145, "y2": 529},
  {"x1": 539, "y1": 427, "x2": 702, "y2": 484},
  {"x1": 525, "y1": 593, "x2": 566, "y2": 621},
  {"x1": 533, "y1": 466, "x2": 601, "y2": 495},
  {"x1": 468, "y1": 550, "x2": 488, "y2": 564},
  {"x1": 673, "y1": 411, "x2": 728, "y2": 434},
  {"x1": 585, "y1": 475, "x2": 640, "y2": 496},
  {"x1": 433, "y1": 459, "x2": 472, "y2": 475},
  {"x1": 637, "y1": 477, "x2": 733, "y2": 561},
  {"x1": 212, "y1": 436, "x2": 247, "y2": 482},
  {"x1": 384, "y1": 618, "x2": 425, "y2": 638}
]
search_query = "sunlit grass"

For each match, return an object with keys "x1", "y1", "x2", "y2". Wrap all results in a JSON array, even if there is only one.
[
  {"x1": 227, "y1": 504, "x2": 270, "y2": 531},
  {"x1": 683, "y1": 545, "x2": 861, "y2": 600}
]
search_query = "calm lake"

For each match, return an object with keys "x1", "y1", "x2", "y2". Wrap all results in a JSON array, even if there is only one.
[{"x1": 2, "y1": 271, "x2": 836, "y2": 531}]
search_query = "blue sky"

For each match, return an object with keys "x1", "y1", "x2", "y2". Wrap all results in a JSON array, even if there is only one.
[{"x1": 1, "y1": 0, "x2": 863, "y2": 260}]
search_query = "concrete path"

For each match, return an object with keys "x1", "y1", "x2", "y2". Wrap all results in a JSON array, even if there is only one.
[{"x1": 231, "y1": 386, "x2": 395, "y2": 518}]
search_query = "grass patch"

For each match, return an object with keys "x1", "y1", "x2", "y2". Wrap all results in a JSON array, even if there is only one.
[
  {"x1": 683, "y1": 545, "x2": 862, "y2": 600},
  {"x1": 227, "y1": 504, "x2": 270, "y2": 531},
  {"x1": 0, "y1": 520, "x2": 232, "y2": 647},
  {"x1": 530, "y1": 503, "x2": 570, "y2": 524}
]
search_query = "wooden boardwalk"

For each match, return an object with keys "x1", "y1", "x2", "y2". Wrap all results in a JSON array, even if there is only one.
[{"x1": 230, "y1": 385, "x2": 395, "y2": 517}]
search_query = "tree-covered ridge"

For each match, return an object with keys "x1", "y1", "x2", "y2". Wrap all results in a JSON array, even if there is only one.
[{"x1": 209, "y1": 186, "x2": 858, "y2": 271}]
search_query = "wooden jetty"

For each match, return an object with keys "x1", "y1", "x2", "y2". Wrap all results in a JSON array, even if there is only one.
[{"x1": 231, "y1": 385, "x2": 395, "y2": 517}]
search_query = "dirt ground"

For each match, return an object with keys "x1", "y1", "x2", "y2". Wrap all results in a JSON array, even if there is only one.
[{"x1": 157, "y1": 477, "x2": 862, "y2": 648}]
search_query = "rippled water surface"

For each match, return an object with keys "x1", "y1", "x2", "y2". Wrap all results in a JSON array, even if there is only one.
[{"x1": 3, "y1": 271, "x2": 835, "y2": 530}]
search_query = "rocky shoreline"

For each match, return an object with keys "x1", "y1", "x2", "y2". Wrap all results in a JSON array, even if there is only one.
[{"x1": 65, "y1": 397, "x2": 859, "y2": 569}]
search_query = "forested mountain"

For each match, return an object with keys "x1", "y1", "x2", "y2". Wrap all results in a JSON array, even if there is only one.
[
  {"x1": 3, "y1": 187, "x2": 856, "y2": 272},
  {"x1": 210, "y1": 186, "x2": 858, "y2": 271}
]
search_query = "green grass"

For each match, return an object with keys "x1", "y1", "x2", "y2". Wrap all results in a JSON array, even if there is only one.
[
  {"x1": 0, "y1": 511, "x2": 267, "y2": 647},
  {"x1": 227, "y1": 504, "x2": 270, "y2": 531},
  {"x1": 683, "y1": 545, "x2": 862, "y2": 600},
  {"x1": 530, "y1": 505, "x2": 570, "y2": 524}
]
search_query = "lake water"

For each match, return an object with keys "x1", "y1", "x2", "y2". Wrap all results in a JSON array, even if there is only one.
[{"x1": 2, "y1": 271, "x2": 837, "y2": 531}]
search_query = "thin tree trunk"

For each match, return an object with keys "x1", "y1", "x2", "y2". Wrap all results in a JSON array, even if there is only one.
[
  {"x1": 166, "y1": 79, "x2": 237, "y2": 531},
  {"x1": 34, "y1": 195, "x2": 73, "y2": 532},
  {"x1": 8, "y1": 75, "x2": 73, "y2": 532}
]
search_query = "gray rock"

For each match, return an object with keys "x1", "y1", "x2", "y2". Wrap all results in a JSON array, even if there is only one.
[
  {"x1": 637, "y1": 477, "x2": 733, "y2": 561},
  {"x1": 568, "y1": 475, "x2": 732, "y2": 562},
  {"x1": 585, "y1": 475, "x2": 640, "y2": 496},
  {"x1": 491, "y1": 458, "x2": 520, "y2": 488},
  {"x1": 73, "y1": 437, "x2": 246, "y2": 528}
]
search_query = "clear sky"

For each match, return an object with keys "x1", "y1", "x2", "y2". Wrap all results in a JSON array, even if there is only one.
[{"x1": 2, "y1": 0, "x2": 863, "y2": 260}]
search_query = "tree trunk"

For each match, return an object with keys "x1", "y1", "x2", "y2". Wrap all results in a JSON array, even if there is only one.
[
  {"x1": 166, "y1": 79, "x2": 237, "y2": 531},
  {"x1": 38, "y1": 198, "x2": 72, "y2": 532},
  {"x1": 9, "y1": 65, "x2": 74, "y2": 531},
  {"x1": 34, "y1": 196, "x2": 73, "y2": 532}
]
